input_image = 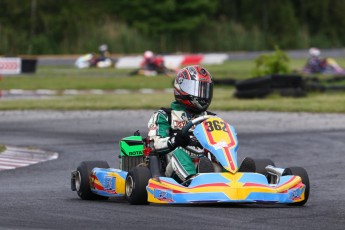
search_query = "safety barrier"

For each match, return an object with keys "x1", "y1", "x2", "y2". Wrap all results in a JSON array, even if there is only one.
[{"x1": 0, "y1": 58, "x2": 37, "y2": 75}]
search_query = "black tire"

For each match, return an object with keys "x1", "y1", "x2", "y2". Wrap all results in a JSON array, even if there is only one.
[
  {"x1": 125, "y1": 166, "x2": 152, "y2": 205},
  {"x1": 235, "y1": 76, "x2": 272, "y2": 91},
  {"x1": 213, "y1": 78, "x2": 237, "y2": 86},
  {"x1": 283, "y1": 167, "x2": 310, "y2": 206},
  {"x1": 234, "y1": 88, "x2": 271, "y2": 99},
  {"x1": 252, "y1": 158, "x2": 275, "y2": 177},
  {"x1": 325, "y1": 85, "x2": 345, "y2": 91},
  {"x1": 197, "y1": 157, "x2": 214, "y2": 173},
  {"x1": 325, "y1": 75, "x2": 345, "y2": 83},
  {"x1": 270, "y1": 74, "x2": 304, "y2": 89},
  {"x1": 305, "y1": 82, "x2": 326, "y2": 92},
  {"x1": 75, "y1": 161, "x2": 110, "y2": 200},
  {"x1": 238, "y1": 157, "x2": 256, "y2": 173}
]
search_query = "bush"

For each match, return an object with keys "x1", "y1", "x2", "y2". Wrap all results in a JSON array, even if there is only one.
[{"x1": 253, "y1": 46, "x2": 290, "y2": 77}]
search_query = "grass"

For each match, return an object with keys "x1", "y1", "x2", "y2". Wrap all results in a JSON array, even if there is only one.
[
  {"x1": 1, "y1": 69, "x2": 174, "y2": 90},
  {"x1": 2, "y1": 58, "x2": 345, "y2": 90},
  {"x1": 1, "y1": 89, "x2": 345, "y2": 113},
  {"x1": 212, "y1": 89, "x2": 345, "y2": 113},
  {"x1": 1, "y1": 75, "x2": 175, "y2": 90},
  {"x1": 0, "y1": 60, "x2": 257, "y2": 90},
  {"x1": 1, "y1": 58, "x2": 345, "y2": 113}
]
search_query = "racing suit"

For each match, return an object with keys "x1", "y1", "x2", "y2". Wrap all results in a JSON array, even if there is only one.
[
  {"x1": 147, "y1": 101, "x2": 210, "y2": 182},
  {"x1": 305, "y1": 56, "x2": 326, "y2": 73}
]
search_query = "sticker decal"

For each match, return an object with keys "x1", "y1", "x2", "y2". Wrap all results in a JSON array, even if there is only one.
[
  {"x1": 289, "y1": 189, "x2": 301, "y2": 200},
  {"x1": 105, "y1": 176, "x2": 116, "y2": 194},
  {"x1": 154, "y1": 189, "x2": 173, "y2": 201},
  {"x1": 213, "y1": 141, "x2": 228, "y2": 150}
]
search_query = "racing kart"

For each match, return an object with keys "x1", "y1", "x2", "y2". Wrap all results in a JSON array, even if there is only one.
[
  {"x1": 71, "y1": 116, "x2": 309, "y2": 206},
  {"x1": 302, "y1": 57, "x2": 345, "y2": 75},
  {"x1": 75, "y1": 53, "x2": 113, "y2": 69},
  {"x1": 129, "y1": 56, "x2": 176, "y2": 77}
]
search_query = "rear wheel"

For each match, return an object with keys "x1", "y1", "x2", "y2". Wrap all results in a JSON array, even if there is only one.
[
  {"x1": 197, "y1": 157, "x2": 214, "y2": 173},
  {"x1": 125, "y1": 166, "x2": 152, "y2": 205},
  {"x1": 75, "y1": 161, "x2": 110, "y2": 200},
  {"x1": 283, "y1": 167, "x2": 310, "y2": 206}
]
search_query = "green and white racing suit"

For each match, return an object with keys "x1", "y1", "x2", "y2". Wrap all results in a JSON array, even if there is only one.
[{"x1": 147, "y1": 101, "x2": 210, "y2": 182}]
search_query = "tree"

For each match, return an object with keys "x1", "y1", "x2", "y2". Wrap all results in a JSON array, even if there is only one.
[{"x1": 111, "y1": 0, "x2": 217, "y2": 51}]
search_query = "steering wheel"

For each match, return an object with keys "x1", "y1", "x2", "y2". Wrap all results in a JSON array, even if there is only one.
[{"x1": 181, "y1": 115, "x2": 216, "y2": 155}]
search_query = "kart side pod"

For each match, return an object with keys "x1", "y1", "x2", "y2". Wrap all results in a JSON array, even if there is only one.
[{"x1": 119, "y1": 136, "x2": 145, "y2": 171}]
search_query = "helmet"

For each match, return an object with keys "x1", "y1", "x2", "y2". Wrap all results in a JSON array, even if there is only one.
[
  {"x1": 144, "y1": 50, "x2": 154, "y2": 59},
  {"x1": 99, "y1": 44, "x2": 108, "y2": 52},
  {"x1": 174, "y1": 65, "x2": 213, "y2": 113},
  {"x1": 309, "y1": 47, "x2": 320, "y2": 57}
]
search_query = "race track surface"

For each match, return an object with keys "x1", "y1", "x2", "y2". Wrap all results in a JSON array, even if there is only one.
[{"x1": 0, "y1": 110, "x2": 344, "y2": 230}]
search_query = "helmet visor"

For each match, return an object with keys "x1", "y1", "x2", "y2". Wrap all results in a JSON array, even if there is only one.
[{"x1": 179, "y1": 79, "x2": 213, "y2": 99}]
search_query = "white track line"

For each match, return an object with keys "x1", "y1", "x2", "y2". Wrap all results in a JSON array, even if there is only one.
[
  {"x1": 0, "y1": 157, "x2": 42, "y2": 164},
  {"x1": 0, "y1": 146, "x2": 59, "y2": 171}
]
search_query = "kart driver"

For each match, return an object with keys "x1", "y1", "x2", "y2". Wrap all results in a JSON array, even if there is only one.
[
  {"x1": 147, "y1": 65, "x2": 214, "y2": 182},
  {"x1": 98, "y1": 44, "x2": 110, "y2": 62},
  {"x1": 304, "y1": 47, "x2": 326, "y2": 73},
  {"x1": 303, "y1": 47, "x2": 345, "y2": 74},
  {"x1": 141, "y1": 50, "x2": 164, "y2": 71}
]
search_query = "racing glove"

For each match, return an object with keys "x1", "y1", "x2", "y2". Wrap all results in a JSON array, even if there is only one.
[{"x1": 168, "y1": 131, "x2": 191, "y2": 149}]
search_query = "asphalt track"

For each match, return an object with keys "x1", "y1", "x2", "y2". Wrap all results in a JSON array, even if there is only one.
[{"x1": 0, "y1": 110, "x2": 344, "y2": 230}]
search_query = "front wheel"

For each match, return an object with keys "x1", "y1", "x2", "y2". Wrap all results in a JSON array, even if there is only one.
[
  {"x1": 253, "y1": 158, "x2": 276, "y2": 176},
  {"x1": 75, "y1": 161, "x2": 110, "y2": 200},
  {"x1": 252, "y1": 158, "x2": 276, "y2": 184},
  {"x1": 283, "y1": 166, "x2": 310, "y2": 206},
  {"x1": 125, "y1": 166, "x2": 152, "y2": 205}
]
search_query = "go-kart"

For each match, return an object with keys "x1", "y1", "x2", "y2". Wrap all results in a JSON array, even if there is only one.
[
  {"x1": 75, "y1": 53, "x2": 113, "y2": 69},
  {"x1": 71, "y1": 116, "x2": 309, "y2": 206},
  {"x1": 129, "y1": 56, "x2": 176, "y2": 77},
  {"x1": 302, "y1": 57, "x2": 345, "y2": 75}
]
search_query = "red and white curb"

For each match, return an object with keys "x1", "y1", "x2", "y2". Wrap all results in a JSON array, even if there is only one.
[
  {"x1": 0, "y1": 146, "x2": 58, "y2": 171},
  {"x1": 115, "y1": 53, "x2": 229, "y2": 69}
]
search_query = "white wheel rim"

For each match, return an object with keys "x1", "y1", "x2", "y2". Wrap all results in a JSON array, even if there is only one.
[
  {"x1": 75, "y1": 171, "x2": 81, "y2": 191},
  {"x1": 126, "y1": 176, "x2": 134, "y2": 197}
]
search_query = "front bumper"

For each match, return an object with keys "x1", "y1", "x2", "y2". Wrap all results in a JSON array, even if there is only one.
[{"x1": 147, "y1": 172, "x2": 306, "y2": 204}]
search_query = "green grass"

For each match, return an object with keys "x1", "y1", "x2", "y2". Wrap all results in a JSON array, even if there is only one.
[
  {"x1": 212, "y1": 89, "x2": 345, "y2": 113},
  {"x1": 1, "y1": 75, "x2": 175, "y2": 90},
  {"x1": 2, "y1": 58, "x2": 345, "y2": 90},
  {"x1": 1, "y1": 68, "x2": 174, "y2": 90},
  {"x1": 1, "y1": 89, "x2": 345, "y2": 113},
  {"x1": 1, "y1": 58, "x2": 345, "y2": 112},
  {"x1": 0, "y1": 60, "x2": 258, "y2": 90}
]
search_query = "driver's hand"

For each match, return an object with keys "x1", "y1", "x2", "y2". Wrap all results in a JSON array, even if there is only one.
[{"x1": 168, "y1": 131, "x2": 191, "y2": 149}]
